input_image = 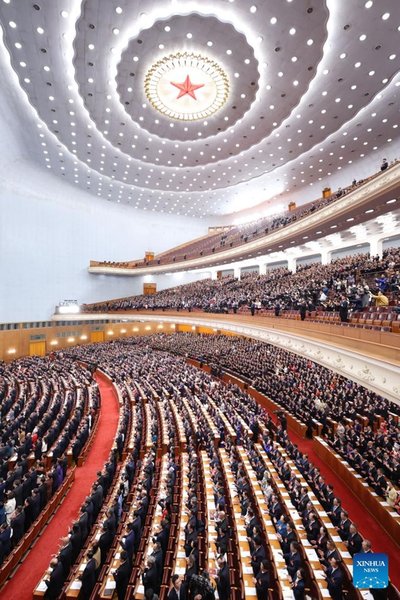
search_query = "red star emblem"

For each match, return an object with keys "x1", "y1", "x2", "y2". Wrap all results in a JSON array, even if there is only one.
[{"x1": 170, "y1": 74, "x2": 204, "y2": 100}]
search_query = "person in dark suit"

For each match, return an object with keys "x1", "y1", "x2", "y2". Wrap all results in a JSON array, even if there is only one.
[
  {"x1": 10, "y1": 506, "x2": 25, "y2": 547},
  {"x1": 254, "y1": 559, "x2": 270, "y2": 599},
  {"x1": 338, "y1": 511, "x2": 351, "y2": 541},
  {"x1": 44, "y1": 557, "x2": 65, "y2": 600},
  {"x1": 167, "y1": 574, "x2": 186, "y2": 600},
  {"x1": 79, "y1": 549, "x2": 97, "y2": 599},
  {"x1": 58, "y1": 536, "x2": 73, "y2": 576},
  {"x1": 142, "y1": 556, "x2": 161, "y2": 595},
  {"x1": 326, "y1": 557, "x2": 343, "y2": 600},
  {"x1": 251, "y1": 536, "x2": 267, "y2": 576},
  {"x1": 121, "y1": 522, "x2": 135, "y2": 563},
  {"x1": 215, "y1": 556, "x2": 230, "y2": 600},
  {"x1": 346, "y1": 524, "x2": 363, "y2": 556},
  {"x1": 292, "y1": 568, "x2": 306, "y2": 600},
  {"x1": 284, "y1": 542, "x2": 303, "y2": 579},
  {"x1": 98, "y1": 522, "x2": 114, "y2": 564},
  {"x1": 113, "y1": 550, "x2": 131, "y2": 600}
]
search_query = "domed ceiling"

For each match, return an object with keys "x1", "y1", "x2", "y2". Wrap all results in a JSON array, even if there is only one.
[{"x1": 0, "y1": 0, "x2": 399, "y2": 217}]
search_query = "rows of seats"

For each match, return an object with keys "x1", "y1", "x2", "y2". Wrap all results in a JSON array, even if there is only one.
[
  {"x1": 30, "y1": 340, "x2": 399, "y2": 599},
  {"x1": 93, "y1": 162, "x2": 396, "y2": 270},
  {"x1": 82, "y1": 247, "x2": 400, "y2": 319},
  {"x1": 0, "y1": 356, "x2": 99, "y2": 582},
  {"x1": 131, "y1": 333, "x2": 400, "y2": 494}
]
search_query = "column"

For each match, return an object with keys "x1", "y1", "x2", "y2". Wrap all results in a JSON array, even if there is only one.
[
  {"x1": 287, "y1": 257, "x2": 297, "y2": 273},
  {"x1": 258, "y1": 263, "x2": 267, "y2": 275},
  {"x1": 210, "y1": 269, "x2": 218, "y2": 280},
  {"x1": 369, "y1": 237, "x2": 383, "y2": 258},
  {"x1": 234, "y1": 266, "x2": 241, "y2": 280},
  {"x1": 320, "y1": 250, "x2": 332, "y2": 265}
]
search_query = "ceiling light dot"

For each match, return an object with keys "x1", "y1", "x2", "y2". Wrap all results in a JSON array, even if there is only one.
[
  {"x1": 244, "y1": 58, "x2": 250, "y2": 64},
  {"x1": 389, "y1": 53, "x2": 396, "y2": 60},
  {"x1": 369, "y1": 70, "x2": 375, "y2": 76},
  {"x1": 61, "y1": 10, "x2": 68, "y2": 18},
  {"x1": 9, "y1": 21, "x2": 17, "y2": 28},
  {"x1": 307, "y1": 39, "x2": 313, "y2": 46},
  {"x1": 270, "y1": 17, "x2": 277, "y2": 24},
  {"x1": 115, "y1": 6, "x2": 122, "y2": 14},
  {"x1": 112, "y1": 27, "x2": 120, "y2": 35},
  {"x1": 207, "y1": 41, "x2": 213, "y2": 47},
  {"x1": 164, "y1": 25, "x2": 171, "y2": 32},
  {"x1": 186, "y1": 32, "x2": 192, "y2": 39},
  {"x1": 14, "y1": 42, "x2": 22, "y2": 49},
  {"x1": 88, "y1": 43, "x2": 95, "y2": 50},
  {"x1": 226, "y1": 49, "x2": 232, "y2": 55},
  {"x1": 354, "y1": 61, "x2": 361, "y2": 68},
  {"x1": 289, "y1": 27, "x2": 296, "y2": 35},
  {"x1": 43, "y1": 65, "x2": 50, "y2": 71},
  {"x1": 36, "y1": 26, "x2": 44, "y2": 34},
  {"x1": 359, "y1": 34, "x2": 367, "y2": 41},
  {"x1": 382, "y1": 12, "x2": 390, "y2": 20},
  {"x1": 365, "y1": 0, "x2": 373, "y2": 6},
  {"x1": 340, "y1": 52, "x2": 346, "y2": 59},
  {"x1": 291, "y1": 56, "x2": 297, "y2": 62}
]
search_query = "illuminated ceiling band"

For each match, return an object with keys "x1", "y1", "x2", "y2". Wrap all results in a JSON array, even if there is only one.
[{"x1": 144, "y1": 52, "x2": 230, "y2": 121}]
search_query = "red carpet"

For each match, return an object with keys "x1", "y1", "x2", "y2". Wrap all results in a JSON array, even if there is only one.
[
  {"x1": 0, "y1": 373, "x2": 119, "y2": 600},
  {"x1": 291, "y1": 432, "x2": 400, "y2": 589}
]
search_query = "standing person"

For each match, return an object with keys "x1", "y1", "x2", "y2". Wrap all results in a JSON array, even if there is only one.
[
  {"x1": 299, "y1": 301, "x2": 307, "y2": 321},
  {"x1": 254, "y1": 559, "x2": 270, "y2": 599},
  {"x1": 215, "y1": 555, "x2": 230, "y2": 600},
  {"x1": 167, "y1": 574, "x2": 186, "y2": 600},
  {"x1": 113, "y1": 550, "x2": 131, "y2": 600},
  {"x1": 339, "y1": 296, "x2": 349, "y2": 323}
]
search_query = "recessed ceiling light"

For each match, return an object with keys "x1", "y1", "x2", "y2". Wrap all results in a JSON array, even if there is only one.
[
  {"x1": 386, "y1": 198, "x2": 396, "y2": 204},
  {"x1": 15, "y1": 42, "x2": 22, "y2": 49},
  {"x1": 37, "y1": 26, "x2": 44, "y2": 34},
  {"x1": 112, "y1": 27, "x2": 120, "y2": 35},
  {"x1": 115, "y1": 6, "x2": 122, "y2": 13},
  {"x1": 359, "y1": 34, "x2": 366, "y2": 41},
  {"x1": 382, "y1": 12, "x2": 390, "y2": 20},
  {"x1": 289, "y1": 27, "x2": 296, "y2": 35},
  {"x1": 307, "y1": 39, "x2": 313, "y2": 46},
  {"x1": 365, "y1": 0, "x2": 373, "y2": 7},
  {"x1": 346, "y1": 217, "x2": 354, "y2": 222},
  {"x1": 61, "y1": 10, "x2": 68, "y2": 18},
  {"x1": 88, "y1": 43, "x2": 95, "y2": 50},
  {"x1": 9, "y1": 21, "x2": 17, "y2": 28},
  {"x1": 250, "y1": 5, "x2": 257, "y2": 13},
  {"x1": 340, "y1": 52, "x2": 346, "y2": 59},
  {"x1": 270, "y1": 17, "x2": 277, "y2": 24},
  {"x1": 186, "y1": 32, "x2": 192, "y2": 39},
  {"x1": 389, "y1": 54, "x2": 396, "y2": 60}
]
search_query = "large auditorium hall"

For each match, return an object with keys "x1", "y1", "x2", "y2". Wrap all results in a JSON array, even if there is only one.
[{"x1": 0, "y1": 1, "x2": 399, "y2": 600}]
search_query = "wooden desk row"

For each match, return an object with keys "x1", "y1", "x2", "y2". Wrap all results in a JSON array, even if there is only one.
[{"x1": 313, "y1": 437, "x2": 400, "y2": 549}]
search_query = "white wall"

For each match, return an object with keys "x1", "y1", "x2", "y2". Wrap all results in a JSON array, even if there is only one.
[{"x1": 0, "y1": 176, "x2": 212, "y2": 322}]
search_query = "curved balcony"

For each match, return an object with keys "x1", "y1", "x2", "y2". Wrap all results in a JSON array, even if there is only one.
[{"x1": 89, "y1": 163, "x2": 400, "y2": 276}]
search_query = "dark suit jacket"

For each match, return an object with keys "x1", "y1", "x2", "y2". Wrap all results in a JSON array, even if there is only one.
[
  {"x1": 327, "y1": 566, "x2": 343, "y2": 600},
  {"x1": 255, "y1": 569, "x2": 270, "y2": 600},
  {"x1": 81, "y1": 557, "x2": 97, "y2": 598},
  {"x1": 142, "y1": 564, "x2": 161, "y2": 594},
  {"x1": 217, "y1": 563, "x2": 230, "y2": 600},
  {"x1": 45, "y1": 562, "x2": 65, "y2": 600},
  {"x1": 293, "y1": 577, "x2": 305, "y2": 600},
  {"x1": 114, "y1": 558, "x2": 130, "y2": 600},
  {"x1": 59, "y1": 542, "x2": 73, "y2": 576}
]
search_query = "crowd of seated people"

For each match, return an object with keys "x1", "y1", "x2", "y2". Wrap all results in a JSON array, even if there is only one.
[
  {"x1": 82, "y1": 248, "x2": 400, "y2": 318},
  {"x1": 130, "y1": 333, "x2": 400, "y2": 498},
  {"x1": 94, "y1": 159, "x2": 399, "y2": 269},
  {"x1": 32, "y1": 340, "x2": 398, "y2": 599},
  {"x1": 0, "y1": 356, "x2": 99, "y2": 570}
]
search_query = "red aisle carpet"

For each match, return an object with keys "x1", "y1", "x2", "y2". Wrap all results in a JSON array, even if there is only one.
[
  {"x1": 0, "y1": 373, "x2": 119, "y2": 600},
  {"x1": 291, "y1": 433, "x2": 400, "y2": 589}
]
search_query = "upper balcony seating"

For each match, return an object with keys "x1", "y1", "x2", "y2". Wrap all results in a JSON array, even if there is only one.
[{"x1": 92, "y1": 161, "x2": 399, "y2": 271}]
